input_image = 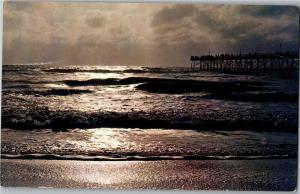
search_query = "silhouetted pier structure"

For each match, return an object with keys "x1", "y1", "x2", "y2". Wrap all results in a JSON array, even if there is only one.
[{"x1": 190, "y1": 52, "x2": 298, "y2": 75}]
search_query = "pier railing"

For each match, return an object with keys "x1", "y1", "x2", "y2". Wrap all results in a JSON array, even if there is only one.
[{"x1": 190, "y1": 52, "x2": 299, "y2": 75}]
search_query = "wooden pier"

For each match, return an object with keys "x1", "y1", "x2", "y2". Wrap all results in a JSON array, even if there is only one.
[{"x1": 190, "y1": 52, "x2": 298, "y2": 75}]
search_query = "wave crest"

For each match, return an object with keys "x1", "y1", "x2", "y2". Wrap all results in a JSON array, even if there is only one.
[{"x1": 4, "y1": 89, "x2": 93, "y2": 96}]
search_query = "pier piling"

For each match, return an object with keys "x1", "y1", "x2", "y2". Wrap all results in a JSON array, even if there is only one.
[{"x1": 190, "y1": 52, "x2": 298, "y2": 76}]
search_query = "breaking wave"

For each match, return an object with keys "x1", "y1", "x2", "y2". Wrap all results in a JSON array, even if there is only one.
[
  {"x1": 64, "y1": 77, "x2": 263, "y2": 91},
  {"x1": 2, "y1": 108, "x2": 297, "y2": 132},
  {"x1": 4, "y1": 77, "x2": 296, "y2": 102}
]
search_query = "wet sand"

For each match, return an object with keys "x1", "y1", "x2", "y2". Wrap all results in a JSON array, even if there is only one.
[{"x1": 1, "y1": 159, "x2": 297, "y2": 190}]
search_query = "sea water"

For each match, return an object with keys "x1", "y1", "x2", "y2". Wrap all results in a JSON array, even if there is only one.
[{"x1": 1, "y1": 65, "x2": 298, "y2": 160}]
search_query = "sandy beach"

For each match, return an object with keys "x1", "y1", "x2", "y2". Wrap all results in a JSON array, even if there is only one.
[{"x1": 1, "y1": 159, "x2": 297, "y2": 190}]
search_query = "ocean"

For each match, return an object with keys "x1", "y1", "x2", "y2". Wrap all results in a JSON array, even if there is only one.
[{"x1": 1, "y1": 65, "x2": 298, "y2": 161}]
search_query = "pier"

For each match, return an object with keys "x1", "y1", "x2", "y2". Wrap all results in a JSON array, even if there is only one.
[{"x1": 190, "y1": 52, "x2": 298, "y2": 75}]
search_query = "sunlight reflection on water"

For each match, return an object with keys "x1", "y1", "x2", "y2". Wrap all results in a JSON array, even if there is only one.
[{"x1": 1, "y1": 128, "x2": 297, "y2": 158}]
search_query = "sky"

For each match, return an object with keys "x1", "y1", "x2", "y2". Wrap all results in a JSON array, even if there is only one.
[{"x1": 3, "y1": 2, "x2": 299, "y2": 66}]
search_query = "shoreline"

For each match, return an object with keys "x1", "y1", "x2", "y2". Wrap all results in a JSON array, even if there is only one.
[
  {"x1": 1, "y1": 159, "x2": 297, "y2": 190},
  {"x1": 1, "y1": 153, "x2": 297, "y2": 161}
]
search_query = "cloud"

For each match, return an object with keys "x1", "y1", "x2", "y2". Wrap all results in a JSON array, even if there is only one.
[
  {"x1": 3, "y1": 14, "x2": 22, "y2": 31},
  {"x1": 4, "y1": 1, "x2": 33, "y2": 11},
  {"x1": 151, "y1": 4, "x2": 197, "y2": 26},
  {"x1": 237, "y1": 5, "x2": 299, "y2": 17},
  {"x1": 152, "y1": 4, "x2": 298, "y2": 54},
  {"x1": 3, "y1": 2, "x2": 299, "y2": 66},
  {"x1": 85, "y1": 14, "x2": 105, "y2": 28}
]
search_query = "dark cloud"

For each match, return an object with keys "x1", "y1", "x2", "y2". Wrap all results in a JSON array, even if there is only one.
[
  {"x1": 193, "y1": 10, "x2": 221, "y2": 29},
  {"x1": 193, "y1": 8, "x2": 256, "y2": 41},
  {"x1": 238, "y1": 5, "x2": 299, "y2": 17},
  {"x1": 151, "y1": 4, "x2": 197, "y2": 26},
  {"x1": 4, "y1": 1, "x2": 33, "y2": 11},
  {"x1": 152, "y1": 4, "x2": 298, "y2": 56},
  {"x1": 271, "y1": 21, "x2": 299, "y2": 39},
  {"x1": 223, "y1": 23, "x2": 252, "y2": 39},
  {"x1": 3, "y1": 14, "x2": 22, "y2": 31},
  {"x1": 109, "y1": 26, "x2": 133, "y2": 43},
  {"x1": 85, "y1": 16, "x2": 105, "y2": 28},
  {"x1": 152, "y1": 22, "x2": 192, "y2": 40}
]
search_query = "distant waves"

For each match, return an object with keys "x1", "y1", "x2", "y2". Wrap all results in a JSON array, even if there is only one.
[
  {"x1": 43, "y1": 67, "x2": 171, "y2": 74},
  {"x1": 3, "y1": 77, "x2": 298, "y2": 102}
]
